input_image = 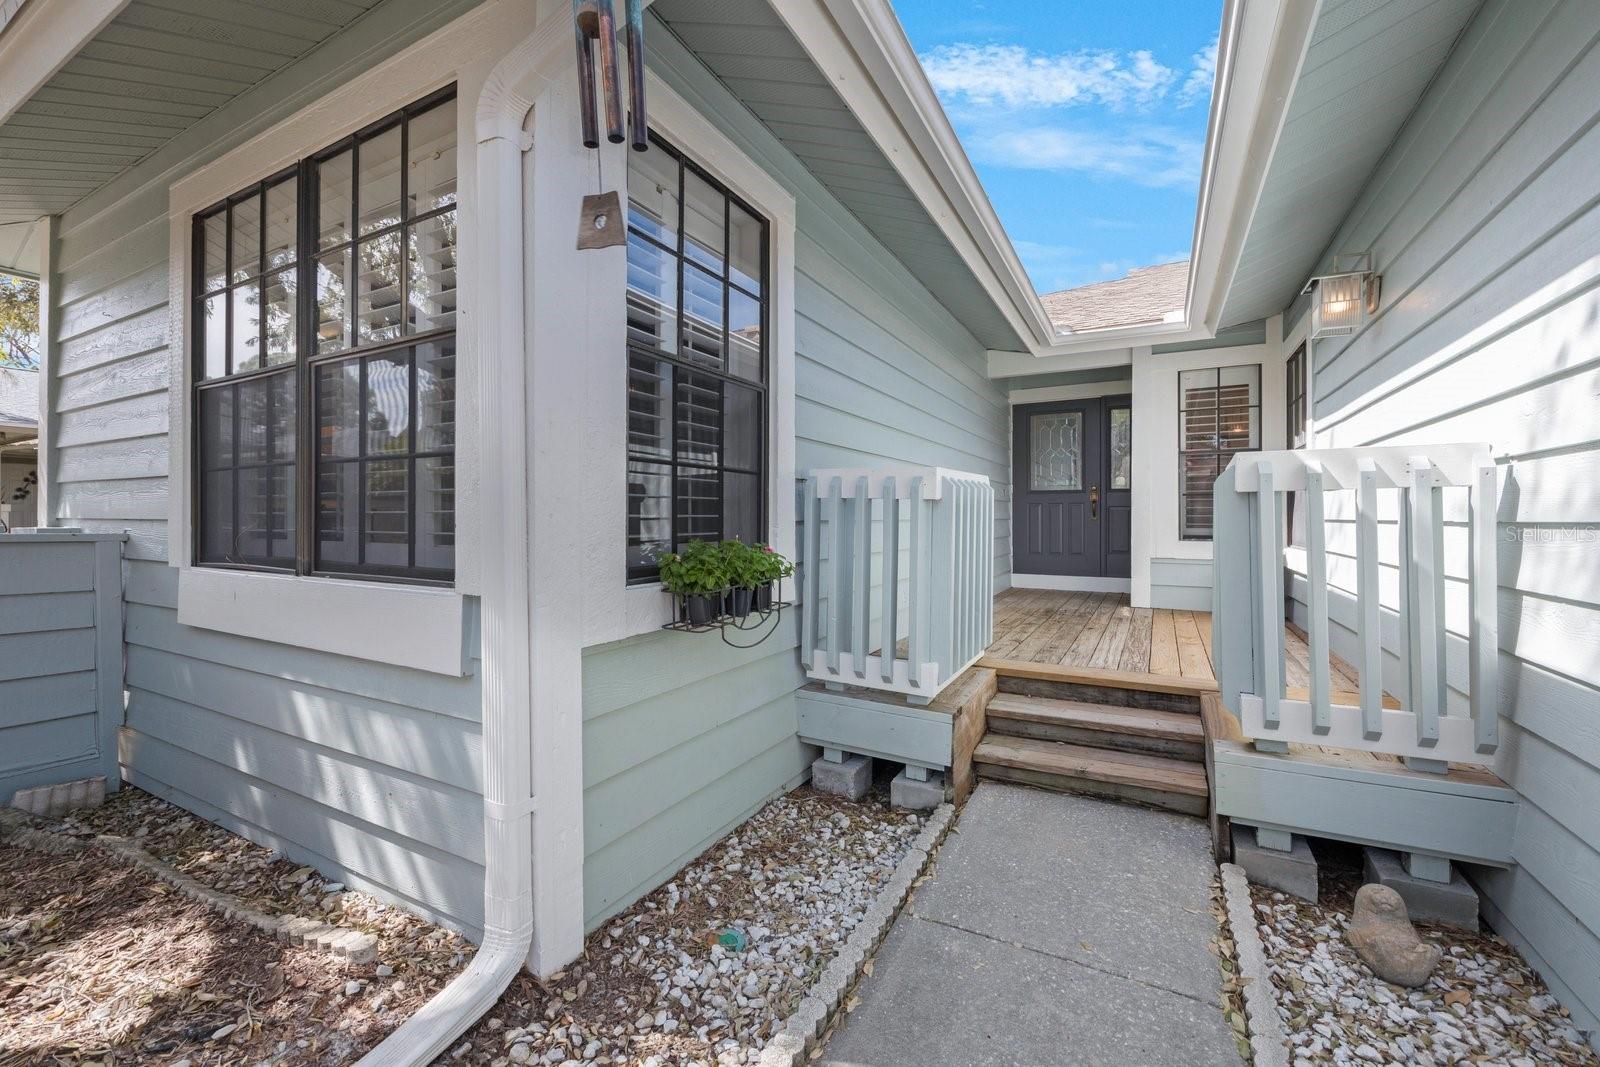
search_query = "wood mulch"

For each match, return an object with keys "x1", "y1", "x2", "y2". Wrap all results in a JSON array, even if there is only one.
[{"x1": 0, "y1": 790, "x2": 473, "y2": 1066}]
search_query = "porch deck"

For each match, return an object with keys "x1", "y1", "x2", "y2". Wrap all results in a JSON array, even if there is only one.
[{"x1": 985, "y1": 588, "x2": 1360, "y2": 695}]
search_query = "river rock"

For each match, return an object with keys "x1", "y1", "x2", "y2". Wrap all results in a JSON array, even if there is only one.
[{"x1": 1347, "y1": 884, "x2": 1441, "y2": 987}]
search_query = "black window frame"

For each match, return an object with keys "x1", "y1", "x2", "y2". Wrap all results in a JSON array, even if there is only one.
[
  {"x1": 1286, "y1": 342, "x2": 1306, "y2": 444},
  {"x1": 624, "y1": 132, "x2": 770, "y2": 584},
  {"x1": 190, "y1": 85, "x2": 459, "y2": 586},
  {"x1": 1177, "y1": 363, "x2": 1261, "y2": 541}
]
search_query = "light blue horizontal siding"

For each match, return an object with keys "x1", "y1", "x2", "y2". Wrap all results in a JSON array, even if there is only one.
[
  {"x1": 1294, "y1": 0, "x2": 1600, "y2": 1032},
  {"x1": 573, "y1": 27, "x2": 1014, "y2": 929},
  {"x1": 0, "y1": 534, "x2": 122, "y2": 804},
  {"x1": 1150, "y1": 557, "x2": 1212, "y2": 611},
  {"x1": 42, "y1": 2, "x2": 489, "y2": 935}
]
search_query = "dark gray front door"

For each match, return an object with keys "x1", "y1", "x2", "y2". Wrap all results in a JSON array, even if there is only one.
[{"x1": 1012, "y1": 397, "x2": 1132, "y2": 579}]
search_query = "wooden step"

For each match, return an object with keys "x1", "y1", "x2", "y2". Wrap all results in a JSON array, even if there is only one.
[
  {"x1": 973, "y1": 733, "x2": 1209, "y2": 816},
  {"x1": 986, "y1": 693, "x2": 1205, "y2": 761},
  {"x1": 981, "y1": 658, "x2": 1206, "y2": 715}
]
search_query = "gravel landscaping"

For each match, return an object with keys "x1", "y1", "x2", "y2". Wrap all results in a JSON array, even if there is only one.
[
  {"x1": 445, "y1": 787, "x2": 923, "y2": 1067},
  {"x1": 1, "y1": 787, "x2": 475, "y2": 1064},
  {"x1": 1251, "y1": 849, "x2": 1597, "y2": 1066},
  {"x1": 1, "y1": 784, "x2": 920, "y2": 1066}
]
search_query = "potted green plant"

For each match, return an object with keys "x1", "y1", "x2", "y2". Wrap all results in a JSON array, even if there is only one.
[
  {"x1": 658, "y1": 539, "x2": 729, "y2": 626},
  {"x1": 753, "y1": 543, "x2": 794, "y2": 611},
  {"x1": 722, "y1": 540, "x2": 767, "y2": 619}
]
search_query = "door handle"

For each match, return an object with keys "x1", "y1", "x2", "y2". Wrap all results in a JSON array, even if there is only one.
[{"x1": 1090, "y1": 485, "x2": 1099, "y2": 519}]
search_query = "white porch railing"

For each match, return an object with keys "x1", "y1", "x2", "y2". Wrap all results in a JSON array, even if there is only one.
[
  {"x1": 1212, "y1": 445, "x2": 1500, "y2": 768},
  {"x1": 802, "y1": 467, "x2": 993, "y2": 703}
]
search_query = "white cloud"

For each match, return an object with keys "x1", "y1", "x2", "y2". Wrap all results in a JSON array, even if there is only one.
[
  {"x1": 919, "y1": 43, "x2": 1177, "y2": 111},
  {"x1": 970, "y1": 125, "x2": 1203, "y2": 188},
  {"x1": 1179, "y1": 37, "x2": 1219, "y2": 106}
]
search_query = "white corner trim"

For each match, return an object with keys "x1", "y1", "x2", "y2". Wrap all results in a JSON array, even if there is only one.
[
  {"x1": 580, "y1": 70, "x2": 799, "y2": 648},
  {"x1": 162, "y1": 0, "x2": 532, "y2": 595},
  {"x1": 1011, "y1": 573, "x2": 1132, "y2": 594},
  {"x1": 0, "y1": 0, "x2": 127, "y2": 125},
  {"x1": 177, "y1": 567, "x2": 469, "y2": 676}
]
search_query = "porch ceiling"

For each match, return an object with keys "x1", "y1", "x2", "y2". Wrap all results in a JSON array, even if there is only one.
[
  {"x1": 1217, "y1": 0, "x2": 1483, "y2": 328},
  {"x1": 0, "y1": 0, "x2": 387, "y2": 270},
  {"x1": 649, "y1": 0, "x2": 1024, "y2": 351}
]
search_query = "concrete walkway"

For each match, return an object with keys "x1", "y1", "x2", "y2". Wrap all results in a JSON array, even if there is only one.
[{"x1": 821, "y1": 782, "x2": 1240, "y2": 1067}]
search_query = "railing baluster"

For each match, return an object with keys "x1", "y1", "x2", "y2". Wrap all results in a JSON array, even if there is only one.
[
  {"x1": 1396, "y1": 481, "x2": 1413, "y2": 714},
  {"x1": 803, "y1": 476, "x2": 820, "y2": 670},
  {"x1": 1256, "y1": 463, "x2": 1282, "y2": 731},
  {"x1": 880, "y1": 477, "x2": 898, "y2": 684},
  {"x1": 825, "y1": 476, "x2": 843, "y2": 676},
  {"x1": 1410, "y1": 456, "x2": 1443, "y2": 749},
  {"x1": 852, "y1": 476, "x2": 871, "y2": 679},
  {"x1": 1304, "y1": 461, "x2": 1332, "y2": 733},
  {"x1": 1356, "y1": 462, "x2": 1384, "y2": 740},
  {"x1": 1470, "y1": 463, "x2": 1500, "y2": 753},
  {"x1": 908, "y1": 475, "x2": 927, "y2": 689}
]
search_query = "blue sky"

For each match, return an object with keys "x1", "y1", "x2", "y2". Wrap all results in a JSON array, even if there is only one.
[{"x1": 896, "y1": 1, "x2": 1222, "y2": 295}]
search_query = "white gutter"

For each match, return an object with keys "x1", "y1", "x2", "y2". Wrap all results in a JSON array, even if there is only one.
[{"x1": 355, "y1": 8, "x2": 571, "y2": 1063}]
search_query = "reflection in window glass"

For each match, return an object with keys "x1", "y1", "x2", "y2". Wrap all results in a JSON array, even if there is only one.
[
  {"x1": 358, "y1": 124, "x2": 402, "y2": 234},
  {"x1": 622, "y1": 135, "x2": 769, "y2": 581},
  {"x1": 192, "y1": 87, "x2": 458, "y2": 581},
  {"x1": 1110, "y1": 407, "x2": 1131, "y2": 490}
]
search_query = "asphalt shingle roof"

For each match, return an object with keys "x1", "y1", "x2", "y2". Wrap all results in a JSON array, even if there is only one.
[{"x1": 1040, "y1": 260, "x2": 1190, "y2": 333}]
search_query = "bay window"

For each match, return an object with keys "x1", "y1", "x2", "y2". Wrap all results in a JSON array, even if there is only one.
[{"x1": 192, "y1": 87, "x2": 457, "y2": 582}]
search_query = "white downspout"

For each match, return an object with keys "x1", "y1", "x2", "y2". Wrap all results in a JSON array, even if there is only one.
[{"x1": 356, "y1": 23, "x2": 554, "y2": 1063}]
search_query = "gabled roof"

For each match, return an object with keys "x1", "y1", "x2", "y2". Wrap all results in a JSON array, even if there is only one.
[
  {"x1": 0, "y1": 365, "x2": 38, "y2": 432},
  {"x1": 1040, "y1": 261, "x2": 1190, "y2": 333}
]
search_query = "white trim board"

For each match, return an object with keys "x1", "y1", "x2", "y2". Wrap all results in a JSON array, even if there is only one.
[
  {"x1": 1011, "y1": 574, "x2": 1132, "y2": 594},
  {"x1": 578, "y1": 71, "x2": 799, "y2": 648},
  {"x1": 160, "y1": 0, "x2": 536, "y2": 667}
]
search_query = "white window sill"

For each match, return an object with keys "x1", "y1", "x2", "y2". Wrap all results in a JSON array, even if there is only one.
[{"x1": 177, "y1": 567, "x2": 472, "y2": 677}]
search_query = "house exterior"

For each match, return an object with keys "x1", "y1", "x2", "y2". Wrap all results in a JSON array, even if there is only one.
[{"x1": 1, "y1": 0, "x2": 1596, "y2": 1057}]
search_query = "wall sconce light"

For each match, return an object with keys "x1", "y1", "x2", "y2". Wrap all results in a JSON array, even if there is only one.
[{"x1": 1303, "y1": 251, "x2": 1380, "y2": 339}]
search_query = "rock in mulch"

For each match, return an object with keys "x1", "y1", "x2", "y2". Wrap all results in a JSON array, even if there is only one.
[
  {"x1": 447, "y1": 787, "x2": 922, "y2": 1067},
  {"x1": 2, "y1": 788, "x2": 475, "y2": 1064},
  {"x1": 1346, "y1": 884, "x2": 1441, "y2": 989},
  {"x1": 1252, "y1": 855, "x2": 1597, "y2": 1066}
]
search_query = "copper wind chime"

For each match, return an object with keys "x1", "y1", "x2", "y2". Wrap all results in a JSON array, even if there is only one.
[{"x1": 573, "y1": 0, "x2": 646, "y2": 248}]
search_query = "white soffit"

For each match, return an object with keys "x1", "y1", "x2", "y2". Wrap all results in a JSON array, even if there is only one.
[
  {"x1": 1217, "y1": 0, "x2": 1482, "y2": 328},
  {"x1": 0, "y1": 0, "x2": 387, "y2": 231}
]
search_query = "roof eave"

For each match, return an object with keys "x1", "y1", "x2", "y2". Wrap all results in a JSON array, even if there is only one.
[
  {"x1": 0, "y1": 0, "x2": 127, "y2": 125},
  {"x1": 776, "y1": 0, "x2": 1057, "y2": 349},
  {"x1": 1183, "y1": 0, "x2": 1321, "y2": 339}
]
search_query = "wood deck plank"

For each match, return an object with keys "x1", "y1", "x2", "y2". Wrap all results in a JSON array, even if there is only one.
[
  {"x1": 1062, "y1": 593, "x2": 1117, "y2": 665},
  {"x1": 1148, "y1": 608, "x2": 1181, "y2": 677},
  {"x1": 1087, "y1": 602, "x2": 1134, "y2": 670},
  {"x1": 1173, "y1": 610, "x2": 1212, "y2": 681},
  {"x1": 1118, "y1": 607, "x2": 1154, "y2": 673}
]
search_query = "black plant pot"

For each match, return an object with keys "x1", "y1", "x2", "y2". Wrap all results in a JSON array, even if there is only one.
[
  {"x1": 755, "y1": 583, "x2": 774, "y2": 612},
  {"x1": 684, "y1": 592, "x2": 718, "y2": 626},
  {"x1": 728, "y1": 587, "x2": 754, "y2": 619}
]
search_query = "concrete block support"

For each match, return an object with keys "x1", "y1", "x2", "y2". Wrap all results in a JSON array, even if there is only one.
[
  {"x1": 1232, "y1": 826, "x2": 1318, "y2": 902},
  {"x1": 1363, "y1": 847, "x2": 1480, "y2": 930},
  {"x1": 812, "y1": 754, "x2": 871, "y2": 799},
  {"x1": 890, "y1": 768, "x2": 945, "y2": 811}
]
